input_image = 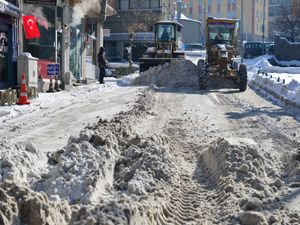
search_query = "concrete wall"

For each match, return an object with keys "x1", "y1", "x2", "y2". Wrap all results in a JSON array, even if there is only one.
[
  {"x1": 179, "y1": 19, "x2": 201, "y2": 44},
  {"x1": 274, "y1": 34, "x2": 300, "y2": 61}
]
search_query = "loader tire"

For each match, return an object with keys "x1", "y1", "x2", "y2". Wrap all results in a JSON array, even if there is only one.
[
  {"x1": 139, "y1": 63, "x2": 150, "y2": 73},
  {"x1": 238, "y1": 64, "x2": 247, "y2": 92},
  {"x1": 197, "y1": 59, "x2": 208, "y2": 90}
]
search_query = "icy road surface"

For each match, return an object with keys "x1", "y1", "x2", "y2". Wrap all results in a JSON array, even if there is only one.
[{"x1": 0, "y1": 72, "x2": 300, "y2": 224}]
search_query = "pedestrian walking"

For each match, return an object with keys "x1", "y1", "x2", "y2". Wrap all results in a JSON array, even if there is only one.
[{"x1": 97, "y1": 47, "x2": 108, "y2": 84}]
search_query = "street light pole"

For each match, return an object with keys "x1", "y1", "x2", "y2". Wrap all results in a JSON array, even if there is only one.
[
  {"x1": 262, "y1": 0, "x2": 266, "y2": 54},
  {"x1": 202, "y1": 0, "x2": 207, "y2": 44},
  {"x1": 241, "y1": 0, "x2": 244, "y2": 63},
  {"x1": 128, "y1": 32, "x2": 134, "y2": 70}
]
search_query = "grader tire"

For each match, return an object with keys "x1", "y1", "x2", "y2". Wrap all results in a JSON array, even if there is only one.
[{"x1": 238, "y1": 64, "x2": 247, "y2": 92}]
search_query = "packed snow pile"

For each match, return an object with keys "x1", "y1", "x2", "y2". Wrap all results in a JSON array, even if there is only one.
[
  {"x1": 121, "y1": 71, "x2": 140, "y2": 85},
  {"x1": 283, "y1": 150, "x2": 300, "y2": 183},
  {"x1": 199, "y1": 138, "x2": 300, "y2": 225},
  {"x1": 200, "y1": 138, "x2": 278, "y2": 195},
  {"x1": 114, "y1": 134, "x2": 175, "y2": 195},
  {"x1": 34, "y1": 89, "x2": 158, "y2": 204},
  {"x1": 134, "y1": 59, "x2": 198, "y2": 87},
  {"x1": 0, "y1": 141, "x2": 47, "y2": 184},
  {"x1": 0, "y1": 88, "x2": 180, "y2": 224},
  {"x1": 0, "y1": 181, "x2": 72, "y2": 225}
]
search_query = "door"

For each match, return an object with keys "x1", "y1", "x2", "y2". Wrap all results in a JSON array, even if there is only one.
[{"x1": 0, "y1": 29, "x2": 8, "y2": 83}]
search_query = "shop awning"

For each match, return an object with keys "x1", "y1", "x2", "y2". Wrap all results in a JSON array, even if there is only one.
[
  {"x1": 0, "y1": 0, "x2": 20, "y2": 17},
  {"x1": 104, "y1": 32, "x2": 154, "y2": 42}
]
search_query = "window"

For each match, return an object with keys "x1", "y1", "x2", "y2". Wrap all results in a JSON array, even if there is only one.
[
  {"x1": 156, "y1": 24, "x2": 175, "y2": 42},
  {"x1": 140, "y1": 0, "x2": 150, "y2": 8},
  {"x1": 150, "y1": 0, "x2": 160, "y2": 8},
  {"x1": 129, "y1": 0, "x2": 139, "y2": 9},
  {"x1": 118, "y1": 0, "x2": 129, "y2": 10},
  {"x1": 119, "y1": 0, "x2": 160, "y2": 10}
]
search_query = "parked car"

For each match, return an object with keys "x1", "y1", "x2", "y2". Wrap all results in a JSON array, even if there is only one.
[
  {"x1": 264, "y1": 42, "x2": 274, "y2": 55},
  {"x1": 106, "y1": 56, "x2": 139, "y2": 77},
  {"x1": 182, "y1": 43, "x2": 206, "y2": 57},
  {"x1": 107, "y1": 56, "x2": 139, "y2": 69},
  {"x1": 243, "y1": 41, "x2": 274, "y2": 58},
  {"x1": 243, "y1": 42, "x2": 264, "y2": 59}
]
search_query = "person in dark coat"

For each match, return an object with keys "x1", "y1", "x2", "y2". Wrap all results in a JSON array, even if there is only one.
[{"x1": 97, "y1": 47, "x2": 108, "y2": 84}]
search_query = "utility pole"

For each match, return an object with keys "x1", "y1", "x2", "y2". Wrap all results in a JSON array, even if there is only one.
[
  {"x1": 202, "y1": 0, "x2": 207, "y2": 44},
  {"x1": 262, "y1": 0, "x2": 266, "y2": 54},
  {"x1": 241, "y1": 0, "x2": 244, "y2": 63},
  {"x1": 128, "y1": 32, "x2": 134, "y2": 70},
  {"x1": 61, "y1": 0, "x2": 69, "y2": 85},
  {"x1": 177, "y1": 0, "x2": 182, "y2": 21}
]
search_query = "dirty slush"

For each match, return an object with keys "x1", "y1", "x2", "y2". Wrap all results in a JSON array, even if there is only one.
[{"x1": 1, "y1": 61, "x2": 300, "y2": 224}]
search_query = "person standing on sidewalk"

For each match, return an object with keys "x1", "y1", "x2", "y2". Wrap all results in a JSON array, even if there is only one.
[{"x1": 97, "y1": 47, "x2": 108, "y2": 84}]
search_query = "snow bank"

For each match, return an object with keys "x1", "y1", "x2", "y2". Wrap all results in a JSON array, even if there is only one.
[
  {"x1": 0, "y1": 81, "x2": 118, "y2": 124},
  {"x1": 273, "y1": 56, "x2": 300, "y2": 67},
  {"x1": 199, "y1": 137, "x2": 300, "y2": 224},
  {"x1": 0, "y1": 141, "x2": 47, "y2": 184},
  {"x1": 35, "y1": 89, "x2": 157, "y2": 204},
  {"x1": 121, "y1": 71, "x2": 140, "y2": 85},
  {"x1": 0, "y1": 88, "x2": 179, "y2": 224},
  {"x1": 200, "y1": 138, "x2": 278, "y2": 196},
  {"x1": 283, "y1": 150, "x2": 300, "y2": 183},
  {"x1": 135, "y1": 59, "x2": 198, "y2": 87},
  {"x1": 0, "y1": 181, "x2": 72, "y2": 225},
  {"x1": 245, "y1": 56, "x2": 300, "y2": 107}
]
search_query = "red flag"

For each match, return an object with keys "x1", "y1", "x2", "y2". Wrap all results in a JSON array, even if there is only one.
[{"x1": 22, "y1": 15, "x2": 41, "y2": 39}]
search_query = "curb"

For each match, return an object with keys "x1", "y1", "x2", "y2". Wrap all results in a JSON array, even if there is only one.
[{"x1": 249, "y1": 80, "x2": 300, "y2": 110}]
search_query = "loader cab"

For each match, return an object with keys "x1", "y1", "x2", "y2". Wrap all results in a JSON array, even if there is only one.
[
  {"x1": 156, "y1": 23, "x2": 176, "y2": 42},
  {"x1": 153, "y1": 21, "x2": 183, "y2": 53}
]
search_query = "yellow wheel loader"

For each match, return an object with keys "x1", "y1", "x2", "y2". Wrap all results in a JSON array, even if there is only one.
[{"x1": 139, "y1": 21, "x2": 185, "y2": 72}]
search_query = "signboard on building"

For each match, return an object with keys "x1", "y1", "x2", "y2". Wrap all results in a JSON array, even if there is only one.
[
  {"x1": 24, "y1": 0, "x2": 57, "y2": 5},
  {"x1": 47, "y1": 64, "x2": 56, "y2": 76},
  {"x1": 0, "y1": 0, "x2": 20, "y2": 17},
  {"x1": 103, "y1": 29, "x2": 110, "y2": 37}
]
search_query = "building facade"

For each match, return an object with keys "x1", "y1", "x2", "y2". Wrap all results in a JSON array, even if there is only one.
[
  {"x1": 0, "y1": 0, "x2": 20, "y2": 88},
  {"x1": 104, "y1": 0, "x2": 176, "y2": 62},
  {"x1": 20, "y1": 0, "x2": 114, "y2": 86},
  {"x1": 182, "y1": 0, "x2": 269, "y2": 42}
]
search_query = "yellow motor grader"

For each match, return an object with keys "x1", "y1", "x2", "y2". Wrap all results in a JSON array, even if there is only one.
[
  {"x1": 139, "y1": 21, "x2": 185, "y2": 72},
  {"x1": 198, "y1": 17, "x2": 247, "y2": 91}
]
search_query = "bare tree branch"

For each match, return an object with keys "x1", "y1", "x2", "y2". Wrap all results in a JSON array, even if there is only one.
[{"x1": 273, "y1": 0, "x2": 300, "y2": 41}]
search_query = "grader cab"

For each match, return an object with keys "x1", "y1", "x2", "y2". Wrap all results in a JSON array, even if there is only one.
[
  {"x1": 139, "y1": 21, "x2": 185, "y2": 72},
  {"x1": 198, "y1": 18, "x2": 247, "y2": 91}
]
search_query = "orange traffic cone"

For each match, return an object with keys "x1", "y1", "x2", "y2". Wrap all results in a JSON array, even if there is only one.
[{"x1": 17, "y1": 73, "x2": 30, "y2": 105}]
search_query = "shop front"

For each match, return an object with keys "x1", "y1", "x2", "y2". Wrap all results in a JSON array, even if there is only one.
[{"x1": 0, "y1": 0, "x2": 19, "y2": 88}]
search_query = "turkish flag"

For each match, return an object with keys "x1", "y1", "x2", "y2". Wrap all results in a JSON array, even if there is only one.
[{"x1": 22, "y1": 15, "x2": 41, "y2": 39}]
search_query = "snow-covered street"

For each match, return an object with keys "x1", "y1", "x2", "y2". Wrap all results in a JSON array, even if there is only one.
[
  {"x1": 1, "y1": 58, "x2": 300, "y2": 224},
  {"x1": 0, "y1": 80, "x2": 141, "y2": 152}
]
